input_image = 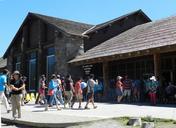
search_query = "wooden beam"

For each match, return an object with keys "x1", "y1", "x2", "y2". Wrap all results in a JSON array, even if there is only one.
[
  {"x1": 102, "y1": 61, "x2": 109, "y2": 99},
  {"x1": 153, "y1": 53, "x2": 161, "y2": 79}
]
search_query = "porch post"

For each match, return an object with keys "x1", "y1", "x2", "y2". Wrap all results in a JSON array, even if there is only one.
[
  {"x1": 153, "y1": 53, "x2": 161, "y2": 80},
  {"x1": 103, "y1": 61, "x2": 109, "y2": 99}
]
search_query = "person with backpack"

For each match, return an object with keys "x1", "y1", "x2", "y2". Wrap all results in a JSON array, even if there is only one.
[
  {"x1": 84, "y1": 74, "x2": 97, "y2": 109},
  {"x1": 45, "y1": 74, "x2": 61, "y2": 111},
  {"x1": 64, "y1": 74, "x2": 74, "y2": 108},
  {"x1": 0, "y1": 69, "x2": 11, "y2": 113}
]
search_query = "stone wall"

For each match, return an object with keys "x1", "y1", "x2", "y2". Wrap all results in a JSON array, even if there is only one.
[{"x1": 55, "y1": 32, "x2": 84, "y2": 79}]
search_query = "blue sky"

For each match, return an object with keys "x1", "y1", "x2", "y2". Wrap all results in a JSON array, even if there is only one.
[{"x1": 1, "y1": 0, "x2": 176, "y2": 57}]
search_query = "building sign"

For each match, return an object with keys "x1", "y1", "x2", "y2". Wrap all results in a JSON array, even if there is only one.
[{"x1": 82, "y1": 65, "x2": 93, "y2": 75}]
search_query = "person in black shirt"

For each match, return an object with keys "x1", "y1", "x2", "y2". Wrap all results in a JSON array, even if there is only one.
[
  {"x1": 9, "y1": 71, "x2": 25, "y2": 119},
  {"x1": 64, "y1": 74, "x2": 74, "y2": 108}
]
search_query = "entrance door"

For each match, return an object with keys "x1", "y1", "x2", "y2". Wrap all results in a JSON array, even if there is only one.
[{"x1": 29, "y1": 59, "x2": 36, "y2": 91}]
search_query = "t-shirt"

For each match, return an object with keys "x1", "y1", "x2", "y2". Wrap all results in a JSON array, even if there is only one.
[
  {"x1": 123, "y1": 79, "x2": 132, "y2": 90},
  {"x1": 87, "y1": 79, "x2": 95, "y2": 93},
  {"x1": 0, "y1": 74, "x2": 7, "y2": 91},
  {"x1": 75, "y1": 81, "x2": 82, "y2": 94},
  {"x1": 65, "y1": 79, "x2": 73, "y2": 91},
  {"x1": 10, "y1": 79, "x2": 24, "y2": 94}
]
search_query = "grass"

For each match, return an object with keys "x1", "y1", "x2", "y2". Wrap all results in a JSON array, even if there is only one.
[{"x1": 113, "y1": 117, "x2": 176, "y2": 128}]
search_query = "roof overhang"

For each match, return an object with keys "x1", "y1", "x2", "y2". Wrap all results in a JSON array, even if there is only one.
[{"x1": 69, "y1": 44, "x2": 176, "y2": 65}]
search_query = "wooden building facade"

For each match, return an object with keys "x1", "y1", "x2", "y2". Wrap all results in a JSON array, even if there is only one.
[
  {"x1": 3, "y1": 13, "x2": 93, "y2": 92},
  {"x1": 4, "y1": 10, "x2": 152, "y2": 93},
  {"x1": 70, "y1": 12, "x2": 176, "y2": 97}
]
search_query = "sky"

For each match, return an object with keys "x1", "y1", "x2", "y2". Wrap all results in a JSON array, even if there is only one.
[{"x1": 1, "y1": 0, "x2": 176, "y2": 57}]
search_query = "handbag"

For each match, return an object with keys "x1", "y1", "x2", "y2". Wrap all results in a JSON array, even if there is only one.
[{"x1": 48, "y1": 89, "x2": 54, "y2": 96}]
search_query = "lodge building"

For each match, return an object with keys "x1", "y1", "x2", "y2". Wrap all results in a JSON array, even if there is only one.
[{"x1": 3, "y1": 9, "x2": 176, "y2": 96}]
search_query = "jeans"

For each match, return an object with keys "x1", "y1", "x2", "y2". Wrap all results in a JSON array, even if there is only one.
[
  {"x1": 49, "y1": 90, "x2": 58, "y2": 106},
  {"x1": 0, "y1": 91, "x2": 10, "y2": 111},
  {"x1": 56, "y1": 89, "x2": 64, "y2": 105}
]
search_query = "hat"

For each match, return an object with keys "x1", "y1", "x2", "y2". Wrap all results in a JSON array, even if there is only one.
[
  {"x1": 57, "y1": 75, "x2": 60, "y2": 78},
  {"x1": 51, "y1": 74, "x2": 57, "y2": 79},
  {"x1": 117, "y1": 76, "x2": 122, "y2": 80},
  {"x1": 13, "y1": 70, "x2": 20, "y2": 75},
  {"x1": 150, "y1": 76, "x2": 156, "y2": 81}
]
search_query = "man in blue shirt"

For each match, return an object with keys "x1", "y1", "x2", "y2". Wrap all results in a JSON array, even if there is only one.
[{"x1": 0, "y1": 69, "x2": 11, "y2": 113}]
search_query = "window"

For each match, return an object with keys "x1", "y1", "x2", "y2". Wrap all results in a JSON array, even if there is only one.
[
  {"x1": 16, "y1": 62, "x2": 21, "y2": 71},
  {"x1": 46, "y1": 47, "x2": 55, "y2": 80},
  {"x1": 28, "y1": 52, "x2": 37, "y2": 91},
  {"x1": 15, "y1": 56, "x2": 21, "y2": 71}
]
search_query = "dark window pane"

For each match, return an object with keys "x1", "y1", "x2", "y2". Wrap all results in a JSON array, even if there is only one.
[
  {"x1": 48, "y1": 47, "x2": 55, "y2": 55},
  {"x1": 29, "y1": 59, "x2": 36, "y2": 91},
  {"x1": 47, "y1": 55, "x2": 55, "y2": 80}
]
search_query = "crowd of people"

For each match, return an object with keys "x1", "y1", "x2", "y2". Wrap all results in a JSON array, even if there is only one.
[
  {"x1": 0, "y1": 69, "x2": 99, "y2": 119},
  {"x1": 113, "y1": 74, "x2": 176, "y2": 105},
  {"x1": 1, "y1": 68, "x2": 176, "y2": 119},
  {"x1": 115, "y1": 75, "x2": 160, "y2": 105},
  {"x1": 37, "y1": 74, "x2": 98, "y2": 111}
]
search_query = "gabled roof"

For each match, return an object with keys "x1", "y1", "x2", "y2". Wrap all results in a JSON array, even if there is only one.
[
  {"x1": 70, "y1": 15, "x2": 176, "y2": 63},
  {"x1": 30, "y1": 13, "x2": 94, "y2": 36},
  {"x1": 3, "y1": 13, "x2": 94, "y2": 58},
  {"x1": 82, "y1": 9, "x2": 151, "y2": 35}
]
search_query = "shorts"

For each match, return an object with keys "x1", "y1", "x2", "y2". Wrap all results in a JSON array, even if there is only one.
[
  {"x1": 123, "y1": 89, "x2": 131, "y2": 97},
  {"x1": 87, "y1": 92, "x2": 94, "y2": 99},
  {"x1": 116, "y1": 89, "x2": 123, "y2": 96},
  {"x1": 76, "y1": 94, "x2": 83, "y2": 101}
]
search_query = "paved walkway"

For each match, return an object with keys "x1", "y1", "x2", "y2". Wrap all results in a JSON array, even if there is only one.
[{"x1": 1, "y1": 102, "x2": 176, "y2": 127}]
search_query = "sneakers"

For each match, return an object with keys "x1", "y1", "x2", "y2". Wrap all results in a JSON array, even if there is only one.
[
  {"x1": 57, "y1": 107, "x2": 61, "y2": 110},
  {"x1": 84, "y1": 106, "x2": 90, "y2": 109},
  {"x1": 93, "y1": 106, "x2": 97, "y2": 109},
  {"x1": 44, "y1": 107, "x2": 48, "y2": 111},
  {"x1": 7, "y1": 110, "x2": 11, "y2": 113}
]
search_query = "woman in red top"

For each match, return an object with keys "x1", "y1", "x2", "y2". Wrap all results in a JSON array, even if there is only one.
[
  {"x1": 71, "y1": 78, "x2": 83, "y2": 109},
  {"x1": 116, "y1": 76, "x2": 123, "y2": 103}
]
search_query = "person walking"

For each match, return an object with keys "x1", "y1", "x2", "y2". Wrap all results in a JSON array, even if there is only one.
[
  {"x1": 38, "y1": 75, "x2": 47, "y2": 105},
  {"x1": 148, "y1": 76, "x2": 159, "y2": 105},
  {"x1": 64, "y1": 74, "x2": 74, "y2": 108},
  {"x1": 45, "y1": 74, "x2": 61, "y2": 111},
  {"x1": 9, "y1": 71, "x2": 25, "y2": 118},
  {"x1": 71, "y1": 78, "x2": 83, "y2": 109},
  {"x1": 0, "y1": 69, "x2": 11, "y2": 113},
  {"x1": 84, "y1": 74, "x2": 97, "y2": 109},
  {"x1": 56, "y1": 75, "x2": 64, "y2": 105},
  {"x1": 116, "y1": 76, "x2": 123, "y2": 103},
  {"x1": 122, "y1": 75, "x2": 132, "y2": 103},
  {"x1": 81, "y1": 79, "x2": 87, "y2": 101}
]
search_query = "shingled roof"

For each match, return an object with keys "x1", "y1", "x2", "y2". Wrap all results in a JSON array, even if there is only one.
[
  {"x1": 70, "y1": 15, "x2": 176, "y2": 63},
  {"x1": 30, "y1": 13, "x2": 94, "y2": 36},
  {"x1": 3, "y1": 13, "x2": 94, "y2": 58},
  {"x1": 82, "y1": 9, "x2": 151, "y2": 35}
]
